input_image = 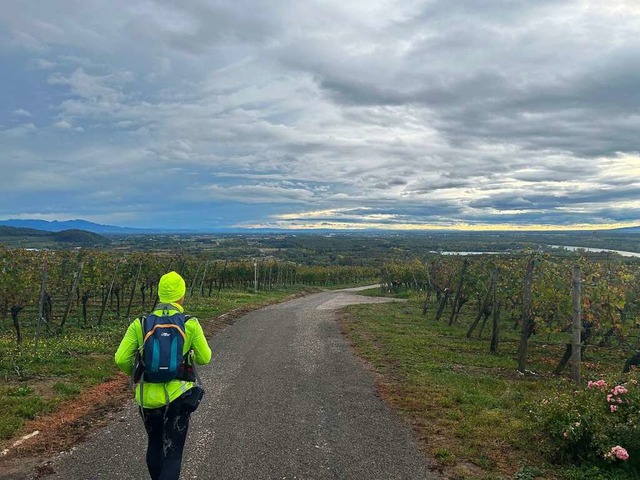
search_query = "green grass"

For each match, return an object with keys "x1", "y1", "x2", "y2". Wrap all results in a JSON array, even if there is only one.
[
  {"x1": 356, "y1": 286, "x2": 413, "y2": 298},
  {"x1": 0, "y1": 286, "x2": 311, "y2": 442},
  {"x1": 342, "y1": 292, "x2": 632, "y2": 479}
]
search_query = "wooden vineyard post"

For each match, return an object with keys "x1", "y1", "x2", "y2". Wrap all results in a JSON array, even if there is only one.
[
  {"x1": 434, "y1": 288, "x2": 450, "y2": 322},
  {"x1": 517, "y1": 257, "x2": 535, "y2": 374},
  {"x1": 571, "y1": 265, "x2": 582, "y2": 384},
  {"x1": 34, "y1": 260, "x2": 49, "y2": 352},
  {"x1": 208, "y1": 261, "x2": 217, "y2": 296},
  {"x1": 199, "y1": 261, "x2": 209, "y2": 296},
  {"x1": 254, "y1": 261, "x2": 258, "y2": 293},
  {"x1": 467, "y1": 269, "x2": 497, "y2": 338},
  {"x1": 81, "y1": 291, "x2": 90, "y2": 326},
  {"x1": 435, "y1": 268, "x2": 455, "y2": 322},
  {"x1": 98, "y1": 260, "x2": 121, "y2": 325},
  {"x1": 421, "y1": 290, "x2": 433, "y2": 316},
  {"x1": 60, "y1": 261, "x2": 84, "y2": 333},
  {"x1": 126, "y1": 261, "x2": 143, "y2": 318},
  {"x1": 449, "y1": 259, "x2": 469, "y2": 325},
  {"x1": 262, "y1": 261, "x2": 269, "y2": 290},
  {"x1": 217, "y1": 260, "x2": 228, "y2": 294},
  {"x1": 189, "y1": 262, "x2": 202, "y2": 297},
  {"x1": 421, "y1": 263, "x2": 434, "y2": 316},
  {"x1": 490, "y1": 269, "x2": 500, "y2": 353},
  {"x1": 11, "y1": 306, "x2": 23, "y2": 346}
]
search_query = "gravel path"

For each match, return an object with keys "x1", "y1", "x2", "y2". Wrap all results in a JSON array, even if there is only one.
[{"x1": 26, "y1": 289, "x2": 438, "y2": 479}]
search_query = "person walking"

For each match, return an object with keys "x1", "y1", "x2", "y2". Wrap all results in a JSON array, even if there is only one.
[{"x1": 115, "y1": 271, "x2": 212, "y2": 480}]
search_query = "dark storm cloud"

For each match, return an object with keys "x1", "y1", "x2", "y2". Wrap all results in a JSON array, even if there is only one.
[
  {"x1": 470, "y1": 185, "x2": 640, "y2": 210},
  {"x1": 125, "y1": 0, "x2": 289, "y2": 52},
  {"x1": 319, "y1": 77, "x2": 408, "y2": 106},
  {"x1": 372, "y1": 178, "x2": 409, "y2": 190},
  {"x1": 410, "y1": 179, "x2": 472, "y2": 193}
]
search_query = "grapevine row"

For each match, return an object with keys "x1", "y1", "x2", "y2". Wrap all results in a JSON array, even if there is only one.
[
  {"x1": 0, "y1": 247, "x2": 378, "y2": 345},
  {"x1": 380, "y1": 253, "x2": 640, "y2": 375}
]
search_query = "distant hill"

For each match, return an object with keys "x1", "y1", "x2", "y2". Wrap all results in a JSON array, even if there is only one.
[
  {"x1": 0, "y1": 226, "x2": 110, "y2": 247},
  {"x1": 51, "y1": 229, "x2": 110, "y2": 245},
  {"x1": 608, "y1": 226, "x2": 640, "y2": 234},
  {"x1": 0, "y1": 225, "x2": 50, "y2": 237},
  {"x1": 0, "y1": 219, "x2": 148, "y2": 234}
]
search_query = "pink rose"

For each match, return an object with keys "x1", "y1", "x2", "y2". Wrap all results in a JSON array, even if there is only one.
[
  {"x1": 612, "y1": 385, "x2": 628, "y2": 395},
  {"x1": 610, "y1": 405, "x2": 618, "y2": 413},
  {"x1": 611, "y1": 445, "x2": 629, "y2": 461},
  {"x1": 587, "y1": 379, "x2": 607, "y2": 390}
]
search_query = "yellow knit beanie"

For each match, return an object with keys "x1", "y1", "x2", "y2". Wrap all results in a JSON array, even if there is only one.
[{"x1": 158, "y1": 271, "x2": 186, "y2": 303}]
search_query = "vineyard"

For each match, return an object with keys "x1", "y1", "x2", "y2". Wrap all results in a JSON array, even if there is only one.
[
  {"x1": 379, "y1": 252, "x2": 640, "y2": 377},
  {"x1": 3, "y1": 246, "x2": 640, "y2": 382},
  {"x1": 0, "y1": 246, "x2": 377, "y2": 443},
  {"x1": 327, "y1": 251, "x2": 640, "y2": 478},
  {"x1": 0, "y1": 247, "x2": 378, "y2": 345},
  {"x1": 3, "y1": 243, "x2": 640, "y2": 478}
]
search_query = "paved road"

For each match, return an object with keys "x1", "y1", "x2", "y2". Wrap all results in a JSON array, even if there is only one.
[{"x1": 33, "y1": 289, "x2": 437, "y2": 479}]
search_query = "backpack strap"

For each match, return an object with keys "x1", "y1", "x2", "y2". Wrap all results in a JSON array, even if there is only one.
[
  {"x1": 193, "y1": 362, "x2": 202, "y2": 386},
  {"x1": 129, "y1": 316, "x2": 146, "y2": 390},
  {"x1": 137, "y1": 316, "x2": 147, "y2": 412},
  {"x1": 138, "y1": 315, "x2": 147, "y2": 336},
  {"x1": 182, "y1": 316, "x2": 201, "y2": 385},
  {"x1": 186, "y1": 351, "x2": 203, "y2": 386}
]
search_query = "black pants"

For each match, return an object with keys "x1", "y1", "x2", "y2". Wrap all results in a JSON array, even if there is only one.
[{"x1": 141, "y1": 394, "x2": 191, "y2": 480}]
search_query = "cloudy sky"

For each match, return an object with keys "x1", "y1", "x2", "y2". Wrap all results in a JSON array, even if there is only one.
[{"x1": 1, "y1": 0, "x2": 639, "y2": 231}]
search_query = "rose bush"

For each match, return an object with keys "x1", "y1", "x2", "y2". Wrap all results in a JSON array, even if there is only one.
[{"x1": 530, "y1": 373, "x2": 640, "y2": 475}]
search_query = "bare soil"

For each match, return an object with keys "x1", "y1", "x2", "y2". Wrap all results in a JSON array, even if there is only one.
[{"x1": 0, "y1": 376, "x2": 130, "y2": 478}]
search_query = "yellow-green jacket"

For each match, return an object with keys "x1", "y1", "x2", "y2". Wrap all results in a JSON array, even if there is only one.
[{"x1": 114, "y1": 302, "x2": 212, "y2": 409}]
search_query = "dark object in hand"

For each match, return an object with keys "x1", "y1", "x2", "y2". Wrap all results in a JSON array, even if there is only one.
[{"x1": 181, "y1": 386, "x2": 204, "y2": 413}]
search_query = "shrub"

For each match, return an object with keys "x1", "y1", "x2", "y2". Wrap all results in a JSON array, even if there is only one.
[
  {"x1": 529, "y1": 373, "x2": 640, "y2": 476},
  {"x1": 513, "y1": 465, "x2": 544, "y2": 479}
]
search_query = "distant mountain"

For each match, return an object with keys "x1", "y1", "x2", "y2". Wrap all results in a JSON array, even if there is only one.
[
  {"x1": 0, "y1": 226, "x2": 110, "y2": 247},
  {"x1": 0, "y1": 219, "x2": 149, "y2": 234}
]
